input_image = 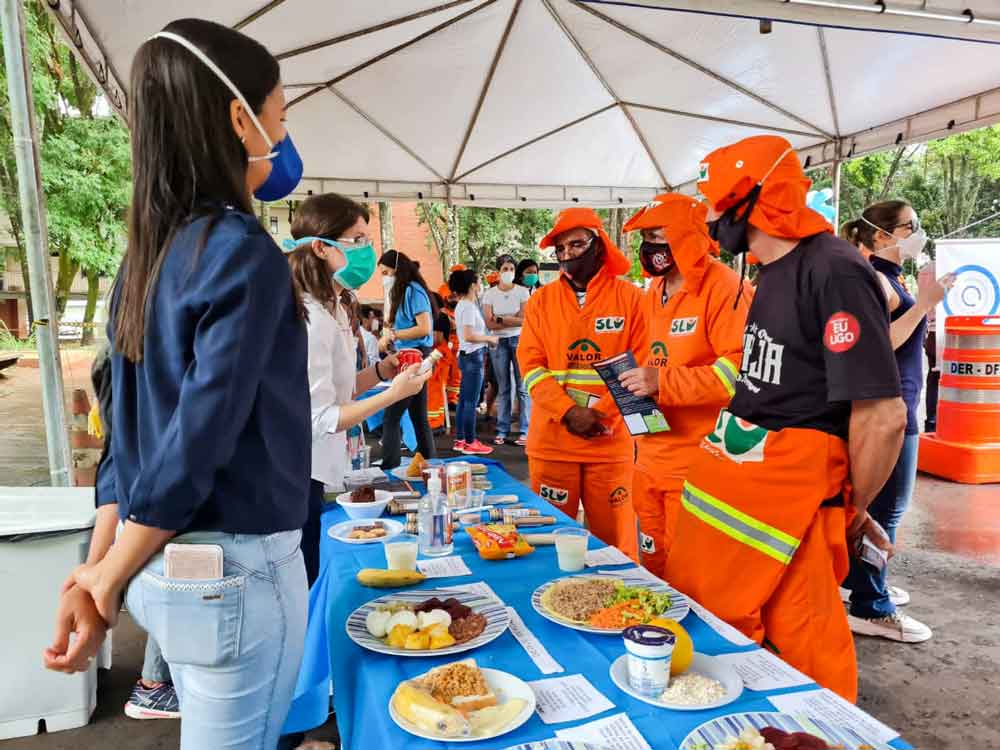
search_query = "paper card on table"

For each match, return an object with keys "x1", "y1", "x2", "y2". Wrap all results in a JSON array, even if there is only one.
[
  {"x1": 715, "y1": 649, "x2": 812, "y2": 691},
  {"x1": 442, "y1": 580, "x2": 502, "y2": 604},
  {"x1": 768, "y1": 688, "x2": 900, "y2": 745},
  {"x1": 416, "y1": 556, "x2": 472, "y2": 578},
  {"x1": 686, "y1": 599, "x2": 754, "y2": 646},
  {"x1": 507, "y1": 607, "x2": 564, "y2": 675},
  {"x1": 554, "y1": 712, "x2": 652, "y2": 750},
  {"x1": 529, "y1": 674, "x2": 614, "y2": 724},
  {"x1": 585, "y1": 546, "x2": 634, "y2": 568}
]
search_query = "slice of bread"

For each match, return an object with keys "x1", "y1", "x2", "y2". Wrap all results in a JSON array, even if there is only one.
[
  {"x1": 406, "y1": 452, "x2": 427, "y2": 478},
  {"x1": 420, "y1": 659, "x2": 498, "y2": 714}
]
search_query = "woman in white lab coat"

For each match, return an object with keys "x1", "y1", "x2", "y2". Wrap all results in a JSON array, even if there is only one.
[{"x1": 284, "y1": 193, "x2": 431, "y2": 584}]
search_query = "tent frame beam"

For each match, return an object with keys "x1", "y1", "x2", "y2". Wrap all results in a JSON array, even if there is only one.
[
  {"x1": 287, "y1": 0, "x2": 499, "y2": 110},
  {"x1": 570, "y1": 0, "x2": 835, "y2": 140},
  {"x1": 233, "y1": 0, "x2": 288, "y2": 31},
  {"x1": 624, "y1": 101, "x2": 826, "y2": 140},
  {"x1": 449, "y1": 0, "x2": 523, "y2": 182},
  {"x1": 816, "y1": 28, "x2": 841, "y2": 137},
  {"x1": 273, "y1": 0, "x2": 476, "y2": 61},
  {"x1": 543, "y1": 0, "x2": 671, "y2": 190}
]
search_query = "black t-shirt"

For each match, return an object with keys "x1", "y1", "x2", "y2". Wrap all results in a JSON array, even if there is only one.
[{"x1": 729, "y1": 232, "x2": 900, "y2": 440}]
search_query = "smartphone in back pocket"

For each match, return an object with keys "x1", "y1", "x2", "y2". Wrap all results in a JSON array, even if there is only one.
[{"x1": 164, "y1": 543, "x2": 224, "y2": 580}]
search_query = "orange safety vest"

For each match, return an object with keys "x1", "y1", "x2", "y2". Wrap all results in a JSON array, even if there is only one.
[
  {"x1": 637, "y1": 261, "x2": 750, "y2": 478},
  {"x1": 518, "y1": 272, "x2": 646, "y2": 463}
]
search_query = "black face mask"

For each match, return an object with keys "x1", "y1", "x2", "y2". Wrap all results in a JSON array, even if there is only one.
[
  {"x1": 707, "y1": 185, "x2": 761, "y2": 256},
  {"x1": 639, "y1": 241, "x2": 673, "y2": 277},
  {"x1": 559, "y1": 241, "x2": 602, "y2": 287}
]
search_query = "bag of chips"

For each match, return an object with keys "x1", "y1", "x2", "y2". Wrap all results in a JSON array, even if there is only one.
[{"x1": 467, "y1": 523, "x2": 534, "y2": 560}]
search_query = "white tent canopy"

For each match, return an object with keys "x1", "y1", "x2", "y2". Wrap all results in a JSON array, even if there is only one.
[{"x1": 48, "y1": 0, "x2": 1000, "y2": 207}]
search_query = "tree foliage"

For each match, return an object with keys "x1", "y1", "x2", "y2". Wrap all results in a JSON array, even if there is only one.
[{"x1": 0, "y1": 1, "x2": 131, "y2": 338}]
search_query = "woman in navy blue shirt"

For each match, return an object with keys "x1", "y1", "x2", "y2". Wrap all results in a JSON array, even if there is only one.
[
  {"x1": 376, "y1": 250, "x2": 439, "y2": 469},
  {"x1": 841, "y1": 201, "x2": 952, "y2": 645},
  {"x1": 44, "y1": 18, "x2": 311, "y2": 748}
]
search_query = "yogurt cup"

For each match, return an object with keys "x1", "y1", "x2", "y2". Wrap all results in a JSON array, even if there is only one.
[{"x1": 623, "y1": 625, "x2": 675, "y2": 697}]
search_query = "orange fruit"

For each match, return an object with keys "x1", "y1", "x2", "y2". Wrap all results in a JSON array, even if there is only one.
[{"x1": 647, "y1": 617, "x2": 694, "y2": 675}]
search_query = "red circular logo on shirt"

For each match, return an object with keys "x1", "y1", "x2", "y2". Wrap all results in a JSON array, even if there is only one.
[{"x1": 824, "y1": 312, "x2": 860, "y2": 353}]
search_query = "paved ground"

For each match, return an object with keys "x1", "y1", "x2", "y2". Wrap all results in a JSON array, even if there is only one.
[{"x1": 2, "y1": 355, "x2": 998, "y2": 749}]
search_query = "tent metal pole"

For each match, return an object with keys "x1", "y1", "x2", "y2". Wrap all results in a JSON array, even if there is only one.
[
  {"x1": 832, "y1": 156, "x2": 843, "y2": 230},
  {"x1": 0, "y1": 0, "x2": 73, "y2": 486}
]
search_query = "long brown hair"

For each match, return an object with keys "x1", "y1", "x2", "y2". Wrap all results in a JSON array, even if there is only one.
[
  {"x1": 114, "y1": 19, "x2": 280, "y2": 361},
  {"x1": 840, "y1": 200, "x2": 911, "y2": 250},
  {"x1": 288, "y1": 194, "x2": 370, "y2": 321},
  {"x1": 378, "y1": 250, "x2": 439, "y2": 325}
]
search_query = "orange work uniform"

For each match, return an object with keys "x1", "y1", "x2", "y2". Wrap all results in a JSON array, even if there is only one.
[
  {"x1": 623, "y1": 194, "x2": 750, "y2": 575},
  {"x1": 664, "y1": 136, "x2": 901, "y2": 703},
  {"x1": 518, "y1": 208, "x2": 646, "y2": 557},
  {"x1": 427, "y1": 341, "x2": 460, "y2": 430}
]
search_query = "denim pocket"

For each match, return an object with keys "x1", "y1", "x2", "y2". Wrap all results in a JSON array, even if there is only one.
[{"x1": 140, "y1": 571, "x2": 245, "y2": 667}]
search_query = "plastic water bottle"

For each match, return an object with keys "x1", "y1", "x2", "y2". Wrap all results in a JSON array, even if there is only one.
[{"x1": 418, "y1": 473, "x2": 453, "y2": 557}]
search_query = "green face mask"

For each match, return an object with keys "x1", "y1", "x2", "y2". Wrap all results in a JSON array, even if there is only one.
[
  {"x1": 282, "y1": 236, "x2": 377, "y2": 290},
  {"x1": 522, "y1": 273, "x2": 539, "y2": 287}
]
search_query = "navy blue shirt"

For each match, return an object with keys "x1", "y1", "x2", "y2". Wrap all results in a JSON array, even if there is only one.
[
  {"x1": 96, "y1": 208, "x2": 311, "y2": 534},
  {"x1": 871, "y1": 256, "x2": 926, "y2": 435}
]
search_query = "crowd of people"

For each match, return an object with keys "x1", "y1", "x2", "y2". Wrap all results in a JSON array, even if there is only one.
[{"x1": 39, "y1": 17, "x2": 949, "y2": 750}]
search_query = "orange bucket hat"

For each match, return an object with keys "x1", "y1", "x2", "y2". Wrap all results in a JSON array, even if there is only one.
[
  {"x1": 540, "y1": 207, "x2": 631, "y2": 277},
  {"x1": 697, "y1": 134, "x2": 831, "y2": 240}
]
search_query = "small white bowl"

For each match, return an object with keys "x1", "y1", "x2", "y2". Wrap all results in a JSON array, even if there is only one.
[{"x1": 335, "y1": 489, "x2": 393, "y2": 520}]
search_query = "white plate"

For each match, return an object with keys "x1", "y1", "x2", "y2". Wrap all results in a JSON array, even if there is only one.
[
  {"x1": 390, "y1": 459, "x2": 427, "y2": 482},
  {"x1": 346, "y1": 587, "x2": 510, "y2": 657},
  {"x1": 390, "y1": 667, "x2": 535, "y2": 743},
  {"x1": 504, "y1": 743, "x2": 608, "y2": 750},
  {"x1": 609, "y1": 653, "x2": 743, "y2": 711},
  {"x1": 680, "y1": 711, "x2": 895, "y2": 750},
  {"x1": 327, "y1": 518, "x2": 403, "y2": 545},
  {"x1": 531, "y1": 572, "x2": 690, "y2": 635}
]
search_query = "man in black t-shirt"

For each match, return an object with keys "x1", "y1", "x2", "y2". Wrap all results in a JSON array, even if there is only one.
[{"x1": 664, "y1": 135, "x2": 905, "y2": 703}]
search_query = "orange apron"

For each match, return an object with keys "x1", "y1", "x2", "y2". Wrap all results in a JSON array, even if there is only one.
[{"x1": 665, "y1": 409, "x2": 857, "y2": 701}]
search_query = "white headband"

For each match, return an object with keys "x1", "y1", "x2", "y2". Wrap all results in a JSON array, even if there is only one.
[{"x1": 150, "y1": 31, "x2": 276, "y2": 160}]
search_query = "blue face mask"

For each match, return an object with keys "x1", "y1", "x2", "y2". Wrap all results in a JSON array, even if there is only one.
[
  {"x1": 254, "y1": 133, "x2": 303, "y2": 202},
  {"x1": 522, "y1": 273, "x2": 539, "y2": 287},
  {"x1": 282, "y1": 236, "x2": 377, "y2": 290}
]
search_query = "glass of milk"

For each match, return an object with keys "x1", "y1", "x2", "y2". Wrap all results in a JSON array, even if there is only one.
[
  {"x1": 553, "y1": 527, "x2": 590, "y2": 572},
  {"x1": 384, "y1": 534, "x2": 419, "y2": 571}
]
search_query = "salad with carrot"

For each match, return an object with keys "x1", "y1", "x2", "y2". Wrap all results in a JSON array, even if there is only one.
[{"x1": 587, "y1": 582, "x2": 674, "y2": 628}]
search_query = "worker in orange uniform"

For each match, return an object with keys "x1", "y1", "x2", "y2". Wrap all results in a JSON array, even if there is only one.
[
  {"x1": 663, "y1": 136, "x2": 905, "y2": 702},
  {"x1": 427, "y1": 311, "x2": 461, "y2": 431},
  {"x1": 518, "y1": 208, "x2": 646, "y2": 557},
  {"x1": 617, "y1": 193, "x2": 751, "y2": 576}
]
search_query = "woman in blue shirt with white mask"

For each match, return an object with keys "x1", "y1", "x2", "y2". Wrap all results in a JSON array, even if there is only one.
[{"x1": 45, "y1": 18, "x2": 313, "y2": 748}]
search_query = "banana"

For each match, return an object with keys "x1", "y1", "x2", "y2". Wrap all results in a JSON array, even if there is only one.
[
  {"x1": 356, "y1": 568, "x2": 427, "y2": 588},
  {"x1": 392, "y1": 682, "x2": 470, "y2": 738}
]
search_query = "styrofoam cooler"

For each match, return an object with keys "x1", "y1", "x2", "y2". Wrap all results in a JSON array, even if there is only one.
[{"x1": 0, "y1": 487, "x2": 98, "y2": 739}]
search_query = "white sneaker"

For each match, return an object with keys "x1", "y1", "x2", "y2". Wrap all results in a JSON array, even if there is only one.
[
  {"x1": 839, "y1": 585, "x2": 910, "y2": 607},
  {"x1": 848, "y1": 612, "x2": 932, "y2": 643},
  {"x1": 887, "y1": 585, "x2": 910, "y2": 607}
]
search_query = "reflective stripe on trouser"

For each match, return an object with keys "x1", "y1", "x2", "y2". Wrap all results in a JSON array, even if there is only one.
[
  {"x1": 633, "y1": 469, "x2": 683, "y2": 578},
  {"x1": 681, "y1": 481, "x2": 799, "y2": 565},
  {"x1": 711, "y1": 356, "x2": 739, "y2": 397},
  {"x1": 665, "y1": 412, "x2": 855, "y2": 701},
  {"x1": 529, "y1": 456, "x2": 637, "y2": 560}
]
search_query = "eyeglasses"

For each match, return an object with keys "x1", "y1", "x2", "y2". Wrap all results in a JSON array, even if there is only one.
[
  {"x1": 552, "y1": 235, "x2": 595, "y2": 259},
  {"x1": 891, "y1": 218, "x2": 921, "y2": 235},
  {"x1": 334, "y1": 235, "x2": 370, "y2": 247}
]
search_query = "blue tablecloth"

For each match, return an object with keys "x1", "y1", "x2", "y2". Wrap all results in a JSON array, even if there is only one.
[
  {"x1": 360, "y1": 386, "x2": 417, "y2": 452},
  {"x1": 285, "y1": 459, "x2": 911, "y2": 750}
]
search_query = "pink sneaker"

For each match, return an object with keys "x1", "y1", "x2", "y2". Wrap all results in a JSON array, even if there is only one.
[
  {"x1": 452, "y1": 440, "x2": 467, "y2": 453},
  {"x1": 462, "y1": 440, "x2": 494, "y2": 456}
]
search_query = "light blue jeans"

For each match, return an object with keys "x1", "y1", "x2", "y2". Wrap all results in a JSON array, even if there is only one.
[
  {"x1": 490, "y1": 335, "x2": 530, "y2": 437},
  {"x1": 125, "y1": 530, "x2": 307, "y2": 750}
]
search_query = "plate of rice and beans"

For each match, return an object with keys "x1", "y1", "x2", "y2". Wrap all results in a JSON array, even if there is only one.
[{"x1": 531, "y1": 573, "x2": 690, "y2": 634}]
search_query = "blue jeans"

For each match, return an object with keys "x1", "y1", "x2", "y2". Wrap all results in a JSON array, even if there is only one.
[
  {"x1": 141, "y1": 636, "x2": 171, "y2": 684},
  {"x1": 126, "y1": 530, "x2": 307, "y2": 749},
  {"x1": 457, "y1": 348, "x2": 485, "y2": 443},
  {"x1": 490, "y1": 335, "x2": 529, "y2": 437},
  {"x1": 843, "y1": 433, "x2": 919, "y2": 618}
]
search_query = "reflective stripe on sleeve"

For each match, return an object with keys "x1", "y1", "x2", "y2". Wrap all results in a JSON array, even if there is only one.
[
  {"x1": 523, "y1": 367, "x2": 554, "y2": 394},
  {"x1": 711, "y1": 357, "x2": 739, "y2": 397},
  {"x1": 681, "y1": 481, "x2": 800, "y2": 565}
]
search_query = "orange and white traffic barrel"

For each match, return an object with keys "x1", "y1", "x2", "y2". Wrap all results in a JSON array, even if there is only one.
[{"x1": 919, "y1": 315, "x2": 1000, "y2": 484}]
